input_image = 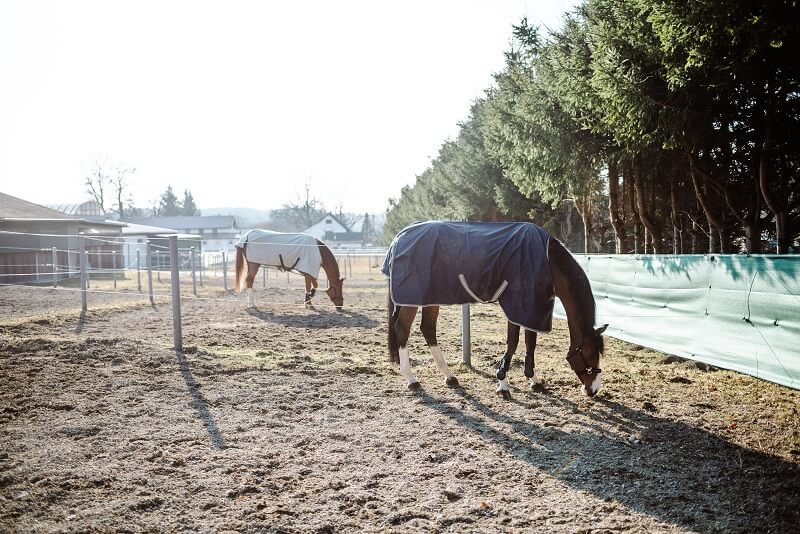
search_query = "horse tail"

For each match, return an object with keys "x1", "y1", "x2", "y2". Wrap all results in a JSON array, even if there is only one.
[
  {"x1": 387, "y1": 289, "x2": 400, "y2": 363},
  {"x1": 234, "y1": 246, "x2": 246, "y2": 293}
]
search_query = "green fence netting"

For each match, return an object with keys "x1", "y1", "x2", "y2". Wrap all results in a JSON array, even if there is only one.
[{"x1": 553, "y1": 254, "x2": 800, "y2": 390}]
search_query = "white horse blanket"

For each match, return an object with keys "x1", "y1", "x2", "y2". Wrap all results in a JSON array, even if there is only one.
[{"x1": 236, "y1": 230, "x2": 322, "y2": 278}]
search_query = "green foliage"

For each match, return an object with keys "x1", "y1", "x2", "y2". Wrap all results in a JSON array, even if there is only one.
[
  {"x1": 157, "y1": 185, "x2": 182, "y2": 216},
  {"x1": 182, "y1": 190, "x2": 199, "y2": 216}
]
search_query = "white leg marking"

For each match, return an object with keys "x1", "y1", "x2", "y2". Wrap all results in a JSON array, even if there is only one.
[
  {"x1": 429, "y1": 346, "x2": 454, "y2": 379},
  {"x1": 247, "y1": 287, "x2": 255, "y2": 307},
  {"x1": 496, "y1": 378, "x2": 510, "y2": 392},
  {"x1": 398, "y1": 346, "x2": 418, "y2": 385},
  {"x1": 529, "y1": 368, "x2": 544, "y2": 387}
]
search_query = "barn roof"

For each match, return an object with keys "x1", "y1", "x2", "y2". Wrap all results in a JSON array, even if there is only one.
[
  {"x1": 0, "y1": 192, "x2": 76, "y2": 220},
  {"x1": 124, "y1": 215, "x2": 237, "y2": 230}
]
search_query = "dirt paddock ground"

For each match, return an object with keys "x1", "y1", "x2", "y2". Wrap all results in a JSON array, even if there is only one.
[{"x1": 1, "y1": 267, "x2": 799, "y2": 533}]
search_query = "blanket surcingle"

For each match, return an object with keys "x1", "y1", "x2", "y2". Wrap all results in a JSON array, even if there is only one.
[
  {"x1": 382, "y1": 221, "x2": 554, "y2": 332},
  {"x1": 236, "y1": 230, "x2": 322, "y2": 278}
]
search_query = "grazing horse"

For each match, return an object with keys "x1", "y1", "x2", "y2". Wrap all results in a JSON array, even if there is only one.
[
  {"x1": 234, "y1": 229, "x2": 344, "y2": 310},
  {"x1": 383, "y1": 221, "x2": 607, "y2": 397}
]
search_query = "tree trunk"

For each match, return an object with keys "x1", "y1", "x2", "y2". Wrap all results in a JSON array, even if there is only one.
[
  {"x1": 574, "y1": 197, "x2": 592, "y2": 254},
  {"x1": 624, "y1": 160, "x2": 640, "y2": 254},
  {"x1": 633, "y1": 154, "x2": 663, "y2": 253},
  {"x1": 607, "y1": 159, "x2": 627, "y2": 254},
  {"x1": 758, "y1": 83, "x2": 789, "y2": 253},
  {"x1": 744, "y1": 224, "x2": 761, "y2": 254},
  {"x1": 669, "y1": 174, "x2": 684, "y2": 254}
]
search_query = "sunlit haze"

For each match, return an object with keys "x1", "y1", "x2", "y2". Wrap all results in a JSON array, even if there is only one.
[{"x1": 0, "y1": 0, "x2": 577, "y2": 214}]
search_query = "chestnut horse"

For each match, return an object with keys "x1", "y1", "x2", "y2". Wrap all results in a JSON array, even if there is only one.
[
  {"x1": 386, "y1": 223, "x2": 607, "y2": 397},
  {"x1": 234, "y1": 233, "x2": 344, "y2": 310}
]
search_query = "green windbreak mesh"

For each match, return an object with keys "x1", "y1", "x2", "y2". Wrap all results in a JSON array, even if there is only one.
[{"x1": 553, "y1": 254, "x2": 800, "y2": 390}]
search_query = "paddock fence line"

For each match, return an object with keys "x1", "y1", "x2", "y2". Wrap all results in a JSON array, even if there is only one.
[
  {"x1": 4, "y1": 228, "x2": 798, "y2": 390},
  {"x1": 554, "y1": 254, "x2": 800, "y2": 390}
]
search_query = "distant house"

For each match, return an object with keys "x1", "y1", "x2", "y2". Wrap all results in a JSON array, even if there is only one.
[
  {"x1": 302, "y1": 213, "x2": 363, "y2": 246},
  {"x1": 120, "y1": 222, "x2": 197, "y2": 269},
  {"x1": 123, "y1": 215, "x2": 239, "y2": 251},
  {"x1": 0, "y1": 192, "x2": 124, "y2": 284}
]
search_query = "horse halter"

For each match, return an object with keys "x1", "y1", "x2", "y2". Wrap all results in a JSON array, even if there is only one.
[{"x1": 566, "y1": 338, "x2": 602, "y2": 377}]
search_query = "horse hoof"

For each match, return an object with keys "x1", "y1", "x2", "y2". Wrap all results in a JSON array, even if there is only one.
[
  {"x1": 407, "y1": 381, "x2": 422, "y2": 392},
  {"x1": 445, "y1": 376, "x2": 460, "y2": 388}
]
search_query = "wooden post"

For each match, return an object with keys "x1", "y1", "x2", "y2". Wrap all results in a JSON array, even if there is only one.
[
  {"x1": 52, "y1": 247, "x2": 57, "y2": 288},
  {"x1": 191, "y1": 246, "x2": 197, "y2": 297},
  {"x1": 146, "y1": 241, "x2": 154, "y2": 306},
  {"x1": 461, "y1": 303, "x2": 471, "y2": 366},
  {"x1": 79, "y1": 236, "x2": 87, "y2": 312},
  {"x1": 222, "y1": 251, "x2": 228, "y2": 291},
  {"x1": 136, "y1": 249, "x2": 141, "y2": 292},
  {"x1": 169, "y1": 236, "x2": 183, "y2": 352}
]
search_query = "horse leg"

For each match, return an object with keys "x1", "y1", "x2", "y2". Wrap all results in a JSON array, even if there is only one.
[
  {"x1": 394, "y1": 306, "x2": 421, "y2": 390},
  {"x1": 524, "y1": 330, "x2": 545, "y2": 392},
  {"x1": 303, "y1": 275, "x2": 313, "y2": 305},
  {"x1": 245, "y1": 262, "x2": 259, "y2": 307},
  {"x1": 496, "y1": 321, "x2": 520, "y2": 398},
  {"x1": 420, "y1": 306, "x2": 458, "y2": 387}
]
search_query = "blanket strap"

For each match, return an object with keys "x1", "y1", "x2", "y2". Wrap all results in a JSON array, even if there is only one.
[
  {"x1": 458, "y1": 274, "x2": 509, "y2": 304},
  {"x1": 278, "y1": 254, "x2": 301, "y2": 272}
]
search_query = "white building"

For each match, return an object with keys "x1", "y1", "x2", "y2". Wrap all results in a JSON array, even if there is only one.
[
  {"x1": 302, "y1": 213, "x2": 363, "y2": 247},
  {"x1": 123, "y1": 215, "x2": 239, "y2": 252}
]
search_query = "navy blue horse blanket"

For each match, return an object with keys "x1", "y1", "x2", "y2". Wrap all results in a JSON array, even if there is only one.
[{"x1": 382, "y1": 221, "x2": 555, "y2": 332}]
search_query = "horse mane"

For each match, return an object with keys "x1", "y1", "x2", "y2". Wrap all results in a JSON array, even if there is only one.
[
  {"x1": 547, "y1": 237, "x2": 599, "y2": 342},
  {"x1": 316, "y1": 239, "x2": 341, "y2": 284}
]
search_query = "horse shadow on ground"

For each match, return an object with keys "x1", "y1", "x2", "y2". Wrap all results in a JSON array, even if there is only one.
[
  {"x1": 415, "y1": 388, "x2": 799, "y2": 532},
  {"x1": 246, "y1": 306, "x2": 379, "y2": 329}
]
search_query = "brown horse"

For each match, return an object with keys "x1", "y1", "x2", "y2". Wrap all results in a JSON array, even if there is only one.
[
  {"x1": 387, "y1": 229, "x2": 607, "y2": 397},
  {"x1": 234, "y1": 233, "x2": 344, "y2": 310}
]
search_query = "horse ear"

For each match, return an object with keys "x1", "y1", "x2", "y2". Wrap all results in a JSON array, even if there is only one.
[{"x1": 595, "y1": 324, "x2": 608, "y2": 335}]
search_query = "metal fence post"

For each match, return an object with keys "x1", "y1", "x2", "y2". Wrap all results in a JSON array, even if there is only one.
[
  {"x1": 146, "y1": 241, "x2": 154, "y2": 306},
  {"x1": 79, "y1": 236, "x2": 87, "y2": 312},
  {"x1": 112, "y1": 247, "x2": 117, "y2": 290},
  {"x1": 262, "y1": 265, "x2": 266, "y2": 288},
  {"x1": 222, "y1": 251, "x2": 228, "y2": 291},
  {"x1": 169, "y1": 236, "x2": 183, "y2": 352},
  {"x1": 461, "y1": 303, "x2": 471, "y2": 366},
  {"x1": 136, "y1": 249, "x2": 141, "y2": 292},
  {"x1": 191, "y1": 246, "x2": 197, "y2": 297},
  {"x1": 52, "y1": 246, "x2": 57, "y2": 288},
  {"x1": 199, "y1": 251, "x2": 204, "y2": 287}
]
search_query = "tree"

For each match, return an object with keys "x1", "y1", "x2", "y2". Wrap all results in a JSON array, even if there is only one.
[
  {"x1": 112, "y1": 165, "x2": 136, "y2": 219},
  {"x1": 269, "y1": 184, "x2": 327, "y2": 231},
  {"x1": 182, "y1": 190, "x2": 199, "y2": 216},
  {"x1": 157, "y1": 185, "x2": 182, "y2": 216},
  {"x1": 84, "y1": 160, "x2": 110, "y2": 213}
]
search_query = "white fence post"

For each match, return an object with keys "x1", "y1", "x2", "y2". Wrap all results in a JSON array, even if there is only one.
[
  {"x1": 52, "y1": 246, "x2": 57, "y2": 288},
  {"x1": 112, "y1": 247, "x2": 117, "y2": 290},
  {"x1": 191, "y1": 246, "x2": 197, "y2": 297},
  {"x1": 136, "y1": 249, "x2": 141, "y2": 292},
  {"x1": 461, "y1": 303, "x2": 471, "y2": 366},
  {"x1": 79, "y1": 236, "x2": 88, "y2": 312},
  {"x1": 169, "y1": 236, "x2": 183, "y2": 353},
  {"x1": 222, "y1": 252, "x2": 228, "y2": 291},
  {"x1": 146, "y1": 241, "x2": 154, "y2": 306},
  {"x1": 199, "y1": 251, "x2": 204, "y2": 287}
]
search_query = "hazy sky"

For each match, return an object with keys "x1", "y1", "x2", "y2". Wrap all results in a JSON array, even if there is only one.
[{"x1": 0, "y1": 0, "x2": 577, "y2": 214}]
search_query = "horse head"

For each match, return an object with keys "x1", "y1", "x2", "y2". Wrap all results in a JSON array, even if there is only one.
[
  {"x1": 326, "y1": 277, "x2": 345, "y2": 311},
  {"x1": 566, "y1": 324, "x2": 608, "y2": 397}
]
